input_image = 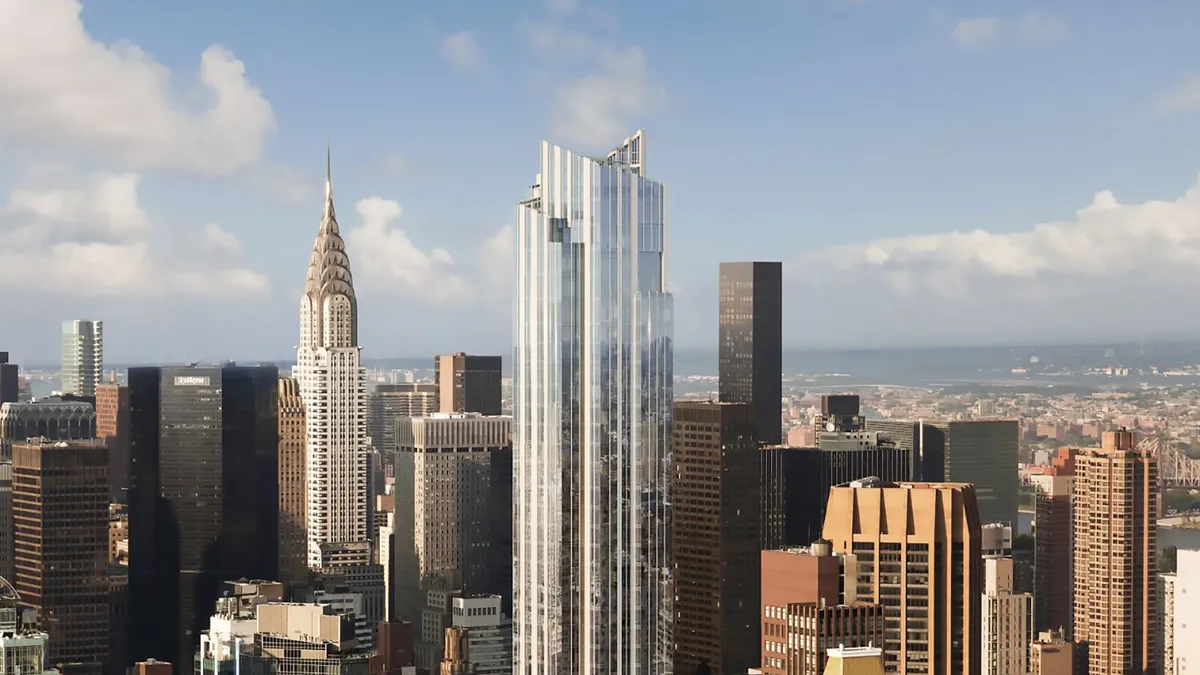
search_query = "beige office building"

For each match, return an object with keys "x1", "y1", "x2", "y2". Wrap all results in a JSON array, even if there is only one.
[
  {"x1": 1072, "y1": 429, "x2": 1157, "y2": 675},
  {"x1": 982, "y1": 556, "x2": 1031, "y2": 675},
  {"x1": 278, "y1": 377, "x2": 307, "y2": 591},
  {"x1": 822, "y1": 479, "x2": 982, "y2": 675},
  {"x1": 1030, "y1": 630, "x2": 1073, "y2": 675}
]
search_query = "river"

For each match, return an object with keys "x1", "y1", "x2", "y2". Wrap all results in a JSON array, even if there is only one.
[{"x1": 1017, "y1": 510, "x2": 1200, "y2": 550}]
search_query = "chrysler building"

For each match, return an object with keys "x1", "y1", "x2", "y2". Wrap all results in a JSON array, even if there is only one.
[{"x1": 295, "y1": 149, "x2": 369, "y2": 566}]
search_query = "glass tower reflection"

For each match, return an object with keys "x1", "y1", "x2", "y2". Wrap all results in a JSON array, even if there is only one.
[{"x1": 514, "y1": 130, "x2": 674, "y2": 675}]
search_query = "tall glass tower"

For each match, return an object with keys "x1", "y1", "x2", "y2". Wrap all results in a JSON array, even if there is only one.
[
  {"x1": 61, "y1": 319, "x2": 103, "y2": 397},
  {"x1": 513, "y1": 130, "x2": 674, "y2": 675}
]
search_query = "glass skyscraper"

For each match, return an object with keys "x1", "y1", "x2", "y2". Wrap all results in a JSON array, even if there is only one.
[
  {"x1": 60, "y1": 319, "x2": 102, "y2": 397},
  {"x1": 513, "y1": 130, "x2": 673, "y2": 675}
]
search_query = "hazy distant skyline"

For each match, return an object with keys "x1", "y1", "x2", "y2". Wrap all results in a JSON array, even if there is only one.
[{"x1": 5, "y1": 0, "x2": 1200, "y2": 363}]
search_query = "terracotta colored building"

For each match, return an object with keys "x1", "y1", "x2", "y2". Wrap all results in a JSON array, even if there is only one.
[{"x1": 822, "y1": 479, "x2": 982, "y2": 675}]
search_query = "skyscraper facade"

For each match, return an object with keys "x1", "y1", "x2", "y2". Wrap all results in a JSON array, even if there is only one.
[
  {"x1": 513, "y1": 130, "x2": 673, "y2": 675},
  {"x1": 671, "y1": 401, "x2": 759, "y2": 675},
  {"x1": 127, "y1": 364, "x2": 279, "y2": 667},
  {"x1": 435, "y1": 353, "x2": 502, "y2": 415},
  {"x1": 60, "y1": 320, "x2": 103, "y2": 398},
  {"x1": 718, "y1": 261, "x2": 782, "y2": 445},
  {"x1": 368, "y1": 383, "x2": 438, "y2": 453},
  {"x1": 1029, "y1": 448, "x2": 1074, "y2": 635},
  {"x1": 394, "y1": 413, "x2": 512, "y2": 670},
  {"x1": 95, "y1": 381, "x2": 130, "y2": 499},
  {"x1": 982, "y1": 556, "x2": 1032, "y2": 675},
  {"x1": 278, "y1": 376, "x2": 308, "y2": 591},
  {"x1": 295, "y1": 156, "x2": 369, "y2": 566},
  {"x1": 1072, "y1": 430, "x2": 1157, "y2": 675},
  {"x1": 823, "y1": 479, "x2": 983, "y2": 675},
  {"x1": 12, "y1": 440, "x2": 109, "y2": 675}
]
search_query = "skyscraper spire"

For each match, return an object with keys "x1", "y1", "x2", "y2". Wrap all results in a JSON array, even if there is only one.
[{"x1": 326, "y1": 138, "x2": 332, "y2": 200}]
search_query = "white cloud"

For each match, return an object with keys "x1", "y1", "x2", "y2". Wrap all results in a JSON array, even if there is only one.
[
  {"x1": 0, "y1": 173, "x2": 268, "y2": 297},
  {"x1": 440, "y1": 30, "x2": 482, "y2": 71},
  {"x1": 9, "y1": 172, "x2": 147, "y2": 236},
  {"x1": 794, "y1": 174, "x2": 1200, "y2": 340},
  {"x1": 521, "y1": 20, "x2": 593, "y2": 55},
  {"x1": 953, "y1": 18, "x2": 1000, "y2": 49},
  {"x1": 554, "y1": 47, "x2": 665, "y2": 147},
  {"x1": 344, "y1": 197, "x2": 469, "y2": 303},
  {"x1": 201, "y1": 222, "x2": 242, "y2": 255},
  {"x1": 0, "y1": 0, "x2": 275, "y2": 174},
  {"x1": 1160, "y1": 76, "x2": 1200, "y2": 112},
  {"x1": 545, "y1": 0, "x2": 579, "y2": 14},
  {"x1": 1019, "y1": 12, "x2": 1068, "y2": 45}
]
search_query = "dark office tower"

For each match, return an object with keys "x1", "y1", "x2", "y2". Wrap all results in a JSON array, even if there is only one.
[
  {"x1": 0, "y1": 353, "x2": 17, "y2": 405},
  {"x1": 278, "y1": 377, "x2": 307, "y2": 593},
  {"x1": 672, "y1": 401, "x2": 760, "y2": 675},
  {"x1": 434, "y1": 353, "x2": 502, "y2": 416},
  {"x1": 96, "y1": 381, "x2": 130, "y2": 500},
  {"x1": 12, "y1": 440, "x2": 109, "y2": 675},
  {"x1": 762, "y1": 433, "x2": 909, "y2": 548},
  {"x1": 863, "y1": 418, "x2": 945, "y2": 481},
  {"x1": 718, "y1": 261, "x2": 783, "y2": 445},
  {"x1": 127, "y1": 364, "x2": 279, "y2": 668},
  {"x1": 939, "y1": 420, "x2": 1019, "y2": 527},
  {"x1": 818, "y1": 394, "x2": 864, "y2": 432}
]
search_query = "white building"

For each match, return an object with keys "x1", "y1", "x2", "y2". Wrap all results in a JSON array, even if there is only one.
[
  {"x1": 295, "y1": 151, "x2": 369, "y2": 567},
  {"x1": 452, "y1": 595, "x2": 511, "y2": 675},
  {"x1": 982, "y1": 556, "x2": 1032, "y2": 675},
  {"x1": 1176, "y1": 549, "x2": 1200, "y2": 674},
  {"x1": 1161, "y1": 572, "x2": 1176, "y2": 675},
  {"x1": 60, "y1": 319, "x2": 102, "y2": 397},
  {"x1": 514, "y1": 130, "x2": 673, "y2": 674}
]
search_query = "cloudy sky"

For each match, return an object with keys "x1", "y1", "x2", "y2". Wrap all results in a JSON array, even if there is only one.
[{"x1": 3, "y1": 0, "x2": 1200, "y2": 364}]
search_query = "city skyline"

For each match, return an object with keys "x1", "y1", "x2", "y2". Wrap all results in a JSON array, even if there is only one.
[{"x1": 7, "y1": 1, "x2": 1200, "y2": 361}]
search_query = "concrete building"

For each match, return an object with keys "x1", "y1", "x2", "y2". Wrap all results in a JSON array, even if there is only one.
[
  {"x1": 1072, "y1": 430, "x2": 1158, "y2": 675},
  {"x1": 95, "y1": 381, "x2": 130, "y2": 498},
  {"x1": 982, "y1": 556, "x2": 1031, "y2": 675},
  {"x1": 368, "y1": 384, "x2": 437, "y2": 453},
  {"x1": 294, "y1": 153, "x2": 369, "y2": 568},
  {"x1": 311, "y1": 542, "x2": 385, "y2": 650},
  {"x1": 12, "y1": 441, "x2": 108, "y2": 675},
  {"x1": 1175, "y1": 549, "x2": 1200, "y2": 675},
  {"x1": 822, "y1": 479, "x2": 982, "y2": 675},
  {"x1": 760, "y1": 545, "x2": 883, "y2": 675},
  {"x1": 440, "y1": 626, "x2": 473, "y2": 675},
  {"x1": 194, "y1": 580, "x2": 284, "y2": 675},
  {"x1": 1029, "y1": 630, "x2": 1073, "y2": 675},
  {"x1": 60, "y1": 320, "x2": 102, "y2": 398},
  {"x1": 450, "y1": 595, "x2": 509, "y2": 675},
  {"x1": 718, "y1": 261, "x2": 783, "y2": 446},
  {"x1": 671, "y1": 401, "x2": 760, "y2": 675},
  {"x1": 434, "y1": 354, "x2": 501, "y2": 416},
  {"x1": 1028, "y1": 449, "x2": 1075, "y2": 635},
  {"x1": 277, "y1": 377, "x2": 307, "y2": 592},
  {"x1": 0, "y1": 398, "x2": 96, "y2": 456},
  {"x1": 821, "y1": 646, "x2": 884, "y2": 675},
  {"x1": 513, "y1": 130, "x2": 673, "y2": 675},
  {"x1": 394, "y1": 414, "x2": 511, "y2": 669},
  {"x1": 249, "y1": 603, "x2": 378, "y2": 675}
]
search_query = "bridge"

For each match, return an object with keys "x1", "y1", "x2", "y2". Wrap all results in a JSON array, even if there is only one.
[{"x1": 1139, "y1": 437, "x2": 1200, "y2": 488}]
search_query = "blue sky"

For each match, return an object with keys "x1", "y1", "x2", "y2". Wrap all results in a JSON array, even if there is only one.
[{"x1": 4, "y1": 0, "x2": 1200, "y2": 363}]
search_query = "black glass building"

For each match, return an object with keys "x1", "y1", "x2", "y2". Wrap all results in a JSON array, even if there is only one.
[
  {"x1": 718, "y1": 262, "x2": 783, "y2": 445},
  {"x1": 127, "y1": 364, "x2": 279, "y2": 668},
  {"x1": 0, "y1": 353, "x2": 17, "y2": 404}
]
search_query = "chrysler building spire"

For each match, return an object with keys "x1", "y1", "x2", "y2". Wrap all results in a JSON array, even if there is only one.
[{"x1": 295, "y1": 145, "x2": 368, "y2": 568}]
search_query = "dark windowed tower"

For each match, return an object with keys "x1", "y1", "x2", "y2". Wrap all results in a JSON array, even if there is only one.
[
  {"x1": 0, "y1": 353, "x2": 17, "y2": 404},
  {"x1": 128, "y1": 364, "x2": 279, "y2": 668},
  {"x1": 718, "y1": 262, "x2": 783, "y2": 445},
  {"x1": 435, "y1": 353, "x2": 503, "y2": 415}
]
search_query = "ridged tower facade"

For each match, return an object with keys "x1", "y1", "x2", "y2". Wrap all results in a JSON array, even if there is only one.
[{"x1": 295, "y1": 150, "x2": 369, "y2": 567}]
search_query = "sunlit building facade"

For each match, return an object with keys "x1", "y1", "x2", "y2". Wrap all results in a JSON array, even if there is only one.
[
  {"x1": 295, "y1": 152, "x2": 369, "y2": 567},
  {"x1": 513, "y1": 130, "x2": 673, "y2": 675}
]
